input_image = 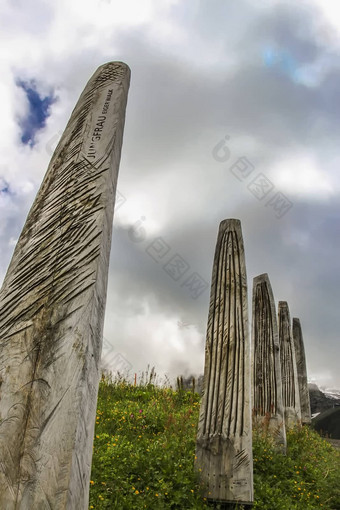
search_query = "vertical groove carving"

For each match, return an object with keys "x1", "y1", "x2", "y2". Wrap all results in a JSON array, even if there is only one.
[
  {"x1": 252, "y1": 274, "x2": 286, "y2": 451},
  {"x1": 196, "y1": 219, "x2": 253, "y2": 505},
  {"x1": 278, "y1": 301, "x2": 301, "y2": 427},
  {"x1": 0, "y1": 62, "x2": 130, "y2": 509},
  {"x1": 292, "y1": 318, "x2": 311, "y2": 425}
]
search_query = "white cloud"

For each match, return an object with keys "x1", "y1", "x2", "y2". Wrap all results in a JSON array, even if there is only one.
[
  {"x1": 103, "y1": 297, "x2": 204, "y2": 381},
  {"x1": 0, "y1": 0, "x2": 340, "y2": 388},
  {"x1": 273, "y1": 154, "x2": 334, "y2": 198},
  {"x1": 312, "y1": 0, "x2": 340, "y2": 40}
]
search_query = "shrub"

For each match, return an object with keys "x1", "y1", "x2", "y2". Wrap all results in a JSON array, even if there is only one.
[
  {"x1": 253, "y1": 424, "x2": 340, "y2": 509},
  {"x1": 89, "y1": 376, "x2": 207, "y2": 509},
  {"x1": 89, "y1": 376, "x2": 340, "y2": 509}
]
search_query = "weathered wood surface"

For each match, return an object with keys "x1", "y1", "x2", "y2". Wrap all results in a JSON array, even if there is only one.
[
  {"x1": 196, "y1": 219, "x2": 253, "y2": 505},
  {"x1": 292, "y1": 318, "x2": 311, "y2": 425},
  {"x1": 252, "y1": 274, "x2": 286, "y2": 451},
  {"x1": 0, "y1": 62, "x2": 130, "y2": 509},
  {"x1": 278, "y1": 301, "x2": 301, "y2": 428}
]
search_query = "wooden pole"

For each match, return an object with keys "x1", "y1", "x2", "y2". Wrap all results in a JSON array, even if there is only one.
[
  {"x1": 278, "y1": 302, "x2": 301, "y2": 428},
  {"x1": 0, "y1": 62, "x2": 130, "y2": 509},
  {"x1": 196, "y1": 219, "x2": 253, "y2": 505},
  {"x1": 292, "y1": 318, "x2": 311, "y2": 425},
  {"x1": 252, "y1": 273, "x2": 286, "y2": 452}
]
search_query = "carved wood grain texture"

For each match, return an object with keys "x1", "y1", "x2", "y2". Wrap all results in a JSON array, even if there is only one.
[
  {"x1": 0, "y1": 62, "x2": 130, "y2": 509},
  {"x1": 252, "y1": 274, "x2": 286, "y2": 451},
  {"x1": 292, "y1": 318, "x2": 311, "y2": 425},
  {"x1": 196, "y1": 219, "x2": 253, "y2": 505},
  {"x1": 278, "y1": 301, "x2": 301, "y2": 427}
]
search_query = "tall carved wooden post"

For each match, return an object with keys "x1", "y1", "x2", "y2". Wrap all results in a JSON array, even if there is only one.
[
  {"x1": 196, "y1": 219, "x2": 253, "y2": 506},
  {"x1": 0, "y1": 62, "x2": 130, "y2": 509},
  {"x1": 292, "y1": 318, "x2": 311, "y2": 425},
  {"x1": 278, "y1": 302, "x2": 301, "y2": 428},
  {"x1": 252, "y1": 274, "x2": 286, "y2": 451}
]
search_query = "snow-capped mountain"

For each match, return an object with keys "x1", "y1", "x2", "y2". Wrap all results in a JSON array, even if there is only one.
[{"x1": 308, "y1": 383, "x2": 340, "y2": 414}]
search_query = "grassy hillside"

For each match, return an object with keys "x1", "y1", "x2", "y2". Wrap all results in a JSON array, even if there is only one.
[{"x1": 89, "y1": 376, "x2": 340, "y2": 509}]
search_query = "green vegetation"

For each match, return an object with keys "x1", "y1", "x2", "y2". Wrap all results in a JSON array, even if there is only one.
[
  {"x1": 253, "y1": 425, "x2": 340, "y2": 509},
  {"x1": 89, "y1": 375, "x2": 340, "y2": 509}
]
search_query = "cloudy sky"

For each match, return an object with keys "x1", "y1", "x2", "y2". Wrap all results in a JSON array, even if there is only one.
[{"x1": 1, "y1": 0, "x2": 339, "y2": 389}]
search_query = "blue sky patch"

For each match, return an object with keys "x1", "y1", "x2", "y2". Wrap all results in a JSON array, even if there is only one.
[
  {"x1": 17, "y1": 80, "x2": 56, "y2": 147},
  {"x1": 0, "y1": 178, "x2": 10, "y2": 195},
  {"x1": 262, "y1": 47, "x2": 299, "y2": 81}
]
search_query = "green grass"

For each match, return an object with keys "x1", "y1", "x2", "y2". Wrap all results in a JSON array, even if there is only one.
[
  {"x1": 253, "y1": 425, "x2": 340, "y2": 509},
  {"x1": 89, "y1": 376, "x2": 340, "y2": 509}
]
